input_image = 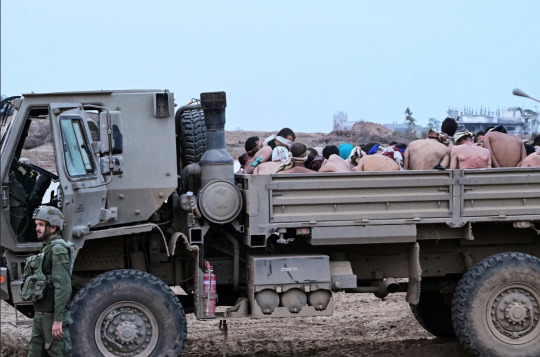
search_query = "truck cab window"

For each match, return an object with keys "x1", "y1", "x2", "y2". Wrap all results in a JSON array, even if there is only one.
[{"x1": 60, "y1": 117, "x2": 95, "y2": 176}]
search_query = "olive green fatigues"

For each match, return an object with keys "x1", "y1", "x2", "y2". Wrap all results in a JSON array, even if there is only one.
[{"x1": 29, "y1": 236, "x2": 73, "y2": 357}]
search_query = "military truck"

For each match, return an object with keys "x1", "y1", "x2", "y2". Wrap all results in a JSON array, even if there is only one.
[{"x1": 1, "y1": 89, "x2": 539, "y2": 357}]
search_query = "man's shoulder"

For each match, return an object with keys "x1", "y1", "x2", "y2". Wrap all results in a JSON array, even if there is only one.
[
  {"x1": 406, "y1": 140, "x2": 423, "y2": 149},
  {"x1": 257, "y1": 146, "x2": 273, "y2": 155},
  {"x1": 377, "y1": 155, "x2": 394, "y2": 162},
  {"x1": 524, "y1": 153, "x2": 540, "y2": 162},
  {"x1": 476, "y1": 145, "x2": 491, "y2": 154},
  {"x1": 49, "y1": 239, "x2": 73, "y2": 263},
  {"x1": 51, "y1": 243, "x2": 69, "y2": 255},
  {"x1": 502, "y1": 134, "x2": 523, "y2": 143},
  {"x1": 413, "y1": 139, "x2": 449, "y2": 150}
]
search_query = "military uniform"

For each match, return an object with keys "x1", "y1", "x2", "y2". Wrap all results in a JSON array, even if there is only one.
[{"x1": 28, "y1": 235, "x2": 73, "y2": 357}]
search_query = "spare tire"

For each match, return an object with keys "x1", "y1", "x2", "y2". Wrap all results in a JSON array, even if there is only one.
[{"x1": 176, "y1": 106, "x2": 207, "y2": 166}]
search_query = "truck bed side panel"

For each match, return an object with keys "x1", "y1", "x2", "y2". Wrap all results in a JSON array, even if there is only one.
[{"x1": 460, "y1": 168, "x2": 540, "y2": 218}]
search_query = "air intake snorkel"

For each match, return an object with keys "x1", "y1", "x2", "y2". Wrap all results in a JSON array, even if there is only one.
[
  {"x1": 199, "y1": 92, "x2": 234, "y2": 188},
  {"x1": 197, "y1": 92, "x2": 242, "y2": 224}
]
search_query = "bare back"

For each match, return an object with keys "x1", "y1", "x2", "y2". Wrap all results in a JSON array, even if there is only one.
[
  {"x1": 483, "y1": 132, "x2": 526, "y2": 167},
  {"x1": 253, "y1": 161, "x2": 282, "y2": 174},
  {"x1": 319, "y1": 155, "x2": 351, "y2": 172},
  {"x1": 404, "y1": 139, "x2": 450, "y2": 170},
  {"x1": 449, "y1": 143, "x2": 491, "y2": 169},
  {"x1": 277, "y1": 166, "x2": 315, "y2": 174},
  {"x1": 520, "y1": 153, "x2": 540, "y2": 167},
  {"x1": 243, "y1": 146, "x2": 273, "y2": 174},
  {"x1": 354, "y1": 155, "x2": 399, "y2": 172}
]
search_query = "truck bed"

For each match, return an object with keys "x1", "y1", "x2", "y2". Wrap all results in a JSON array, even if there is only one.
[{"x1": 236, "y1": 167, "x2": 540, "y2": 245}]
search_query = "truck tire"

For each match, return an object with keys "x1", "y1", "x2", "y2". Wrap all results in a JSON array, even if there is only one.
[
  {"x1": 69, "y1": 269, "x2": 187, "y2": 357},
  {"x1": 177, "y1": 107, "x2": 207, "y2": 165},
  {"x1": 410, "y1": 291, "x2": 455, "y2": 338},
  {"x1": 451, "y1": 252, "x2": 540, "y2": 357}
]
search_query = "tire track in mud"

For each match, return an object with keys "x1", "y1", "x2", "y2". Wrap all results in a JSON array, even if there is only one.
[
  {"x1": 183, "y1": 293, "x2": 468, "y2": 356},
  {"x1": 2, "y1": 293, "x2": 468, "y2": 356}
]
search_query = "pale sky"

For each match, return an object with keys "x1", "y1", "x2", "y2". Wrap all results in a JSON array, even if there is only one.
[{"x1": 2, "y1": 0, "x2": 539, "y2": 133}]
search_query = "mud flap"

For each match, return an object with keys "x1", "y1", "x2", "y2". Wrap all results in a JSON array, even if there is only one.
[{"x1": 406, "y1": 242, "x2": 421, "y2": 304}]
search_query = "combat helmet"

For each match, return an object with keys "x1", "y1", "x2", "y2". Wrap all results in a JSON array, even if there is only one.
[{"x1": 32, "y1": 206, "x2": 66, "y2": 230}]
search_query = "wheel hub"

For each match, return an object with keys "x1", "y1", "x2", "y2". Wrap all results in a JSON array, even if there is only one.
[
  {"x1": 488, "y1": 284, "x2": 540, "y2": 344},
  {"x1": 505, "y1": 302, "x2": 527, "y2": 324},
  {"x1": 115, "y1": 321, "x2": 138, "y2": 344},
  {"x1": 95, "y1": 301, "x2": 159, "y2": 357}
]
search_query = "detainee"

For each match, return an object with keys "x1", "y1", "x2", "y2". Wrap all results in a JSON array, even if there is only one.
[
  {"x1": 449, "y1": 131, "x2": 492, "y2": 169},
  {"x1": 520, "y1": 135, "x2": 540, "y2": 167},
  {"x1": 243, "y1": 128, "x2": 296, "y2": 174},
  {"x1": 404, "y1": 130, "x2": 451, "y2": 170},
  {"x1": 482, "y1": 125, "x2": 527, "y2": 167},
  {"x1": 276, "y1": 142, "x2": 315, "y2": 174}
]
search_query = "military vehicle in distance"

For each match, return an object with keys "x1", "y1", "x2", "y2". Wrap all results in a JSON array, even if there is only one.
[{"x1": 1, "y1": 89, "x2": 539, "y2": 356}]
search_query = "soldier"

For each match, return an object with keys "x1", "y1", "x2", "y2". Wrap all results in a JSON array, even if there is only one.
[{"x1": 22, "y1": 206, "x2": 74, "y2": 357}]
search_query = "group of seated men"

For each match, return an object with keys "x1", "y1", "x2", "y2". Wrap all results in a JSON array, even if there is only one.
[{"x1": 237, "y1": 119, "x2": 540, "y2": 175}]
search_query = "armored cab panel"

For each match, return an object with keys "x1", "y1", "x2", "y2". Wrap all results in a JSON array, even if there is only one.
[
  {"x1": 3, "y1": 90, "x2": 178, "y2": 233},
  {"x1": 90, "y1": 91, "x2": 178, "y2": 227}
]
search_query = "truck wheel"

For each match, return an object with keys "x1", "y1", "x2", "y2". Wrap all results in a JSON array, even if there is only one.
[
  {"x1": 70, "y1": 269, "x2": 187, "y2": 357},
  {"x1": 410, "y1": 291, "x2": 455, "y2": 338},
  {"x1": 452, "y1": 252, "x2": 540, "y2": 357},
  {"x1": 177, "y1": 107, "x2": 207, "y2": 165}
]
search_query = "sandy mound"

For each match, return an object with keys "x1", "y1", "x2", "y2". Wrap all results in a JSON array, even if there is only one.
[{"x1": 350, "y1": 121, "x2": 393, "y2": 136}]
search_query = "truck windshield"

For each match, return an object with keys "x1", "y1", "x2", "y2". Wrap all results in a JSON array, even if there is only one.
[{"x1": 60, "y1": 116, "x2": 95, "y2": 176}]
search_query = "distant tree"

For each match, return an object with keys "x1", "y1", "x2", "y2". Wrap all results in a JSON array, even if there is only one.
[
  {"x1": 404, "y1": 107, "x2": 416, "y2": 131},
  {"x1": 427, "y1": 117, "x2": 440, "y2": 131}
]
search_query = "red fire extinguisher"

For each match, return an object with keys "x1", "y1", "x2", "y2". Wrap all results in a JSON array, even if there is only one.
[{"x1": 203, "y1": 260, "x2": 217, "y2": 318}]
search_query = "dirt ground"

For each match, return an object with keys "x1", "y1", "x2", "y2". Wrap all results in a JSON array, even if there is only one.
[{"x1": 1, "y1": 292, "x2": 468, "y2": 357}]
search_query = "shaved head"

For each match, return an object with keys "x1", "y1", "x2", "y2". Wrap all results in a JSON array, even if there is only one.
[{"x1": 290, "y1": 142, "x2": 307, "y2": 157}]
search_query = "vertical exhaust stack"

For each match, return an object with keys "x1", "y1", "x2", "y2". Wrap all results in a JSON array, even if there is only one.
[
  {"x1": 199, "y1": 92, "x2": 234, "y2": 188},
  {"x1": 197, "y1": 92, "x2": 243, "y2": 224}
]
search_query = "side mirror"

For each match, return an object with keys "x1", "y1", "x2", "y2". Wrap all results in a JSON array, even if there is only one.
[{"x1": 99, "y1": 111, "x2": 124, "y2": 154}]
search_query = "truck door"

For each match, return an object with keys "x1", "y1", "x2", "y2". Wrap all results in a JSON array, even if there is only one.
[{"x1": 49, "y1": 103, "x2": 107, "y2": 244}]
